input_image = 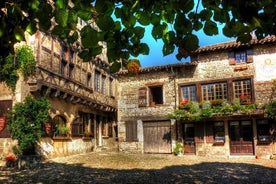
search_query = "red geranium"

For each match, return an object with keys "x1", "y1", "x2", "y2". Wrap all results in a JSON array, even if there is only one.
[
  {"x1": 5, "y1": 155, "x2": 17, "y2": 161},
  {"x1": 180, "y1": 99, "x2": 189, "y2": 105}
]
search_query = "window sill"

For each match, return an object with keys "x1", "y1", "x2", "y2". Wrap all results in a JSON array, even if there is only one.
[
  {"x1": 213, "y1": 142, "x2": 225, "y2": 146},
  {"x1": 234, "y1": 64, "x2": 248, "y2": 71},
  {"x1": 53, "y1": 136, "x2": 72, "y2": 140}
]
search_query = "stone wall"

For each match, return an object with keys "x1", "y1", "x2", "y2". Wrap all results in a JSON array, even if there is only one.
[{"x1": 38, "y1": 137, "x2": 95, "y2": 158}]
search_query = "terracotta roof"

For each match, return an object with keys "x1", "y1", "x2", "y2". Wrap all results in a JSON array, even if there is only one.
[
  {"x1": 193, "y1": 35, "x2": 276, "y2": 53},
  {"x1": 116, "y1": 61, "x2": 197, "y2": 75}
]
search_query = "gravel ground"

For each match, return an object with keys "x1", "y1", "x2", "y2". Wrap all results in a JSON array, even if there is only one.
[{"x1": 1, "y1": 152, "x2": 276, "y2": 184}]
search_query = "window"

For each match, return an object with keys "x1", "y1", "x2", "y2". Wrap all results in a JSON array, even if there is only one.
[
  {"x1": 72, "y1": 112, "x2": 92, "y2": 137},
  {"x1": 68, "y1": 64, "x2": 74, "y2": 78},
  {"x1": 52, "y1": 115, "x2": 67, "y2": 136},
  {"x1": 87, "y1": 73, "x2": 91, "y2": 87},
  {"x1": 109, "y1": 78, "x2": 114, "y2": 96},
  {"x1": 201, "y1": 82, "x2": 227, "y2": 101},
  {"x1": 235, "y1": 51, "x2": 247, "y2": 64},
  {"x1": 61, "y1": 46, "x2": 68, "y2": 60},
  {"x1": 257, "y1": 120, "x2": 273, "y2": 144},
  {"x1": 138, "y1": 87, "x2": 147, "y2": 107},
  {"x1": 149, "y1": 86, "x2": 163, "y2": 105},
  {"x1": 60, "y1": 60, "x2": 67, "y2": 75},
  {"x1": 69, "y1": 50, "x2": 74, "y2": 63},
  {"x1": 213, "y1": 122, "x2": 225, "y2": 143},
  {"x1": 125, "y1": 121, "x2": 138, "y2": 142},
  {"x1": 181, "y1": 85, "x2": 196, "y2": 102},
  {"x1": 94, "y1": 71, "x2": 101, "y2": 92},
  {"x1": 101, "y1": 75, "x2": 106, "y2": 94},
  {"x1": 233, "y1": 79, "x2": 252, "y2": 104},
  {"x1": 228, "y1": 49, "x2": 253, "y2": 65}
]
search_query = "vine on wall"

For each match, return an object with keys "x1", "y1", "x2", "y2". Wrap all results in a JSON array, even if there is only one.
[{"x1": 0, "y1": 44, "x2": 36, "y2": 91}]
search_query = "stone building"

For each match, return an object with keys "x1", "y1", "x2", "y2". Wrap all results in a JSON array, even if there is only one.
[
  {"x1": 117, "y1": 36, "x2": 276, "y2": 158},
  {"x1": 0, "y1": 27, "x2": 118, "y2": 158}
]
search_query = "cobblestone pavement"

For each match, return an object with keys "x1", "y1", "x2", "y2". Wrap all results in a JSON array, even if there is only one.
[{"x1": 1, "y1": 152, "x2": 276, "y2": 184}]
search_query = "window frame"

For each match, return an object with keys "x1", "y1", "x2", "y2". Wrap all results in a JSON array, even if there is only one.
[
  {"x1": 148, "y1": 85, "x2": 163, "y2": 105},
  {"x1": 228, "y1": 48, "x2": 254, "y2": 65},
  {"x1": 201, "y1": 82, "x2": 228, "y2": 101},
  {"x1": 181, "y1": 85, "x2": 197, "y2": 102},
  {"x1": 94, "y1": 70, "x2": 101, "y2": 92},
  {"x1": 233, "y1": 79, "x2": 252, "y2": 104},
  {"x1": 125, "y1": 121, "x2": 138, "y2": 142}
]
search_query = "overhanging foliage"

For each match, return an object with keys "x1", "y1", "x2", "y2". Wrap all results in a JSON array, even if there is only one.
[{"x1": 0, "y1": 0, "x2": 275, "y2": 72}]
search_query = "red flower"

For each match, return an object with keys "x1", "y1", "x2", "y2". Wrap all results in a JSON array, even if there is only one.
[
  {"x1": 180, "y1": 99, "x2": 189, "y2": 105},
  {"x1": 5, "y1": 155, "x2": 17, "y2": 161},
  {"x1": 240, "y1": 94, "x2": 245, "y2": 99}
]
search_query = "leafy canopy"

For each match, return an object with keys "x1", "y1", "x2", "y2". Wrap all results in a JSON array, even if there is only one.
[{"x1": 0, "y1": 0, "x2": 275, "y2": 72}]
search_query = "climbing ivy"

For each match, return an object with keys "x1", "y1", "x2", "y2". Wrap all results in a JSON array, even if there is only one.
[{"x1": 0, "y1": 44, "x2": 35, "y2": 92}]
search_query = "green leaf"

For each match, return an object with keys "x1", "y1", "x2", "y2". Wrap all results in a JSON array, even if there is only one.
[
  {"x1": 90, "y1": 45, "x2": 103, "y2": 56},
  {"x1": 199, "y1": 9, "x2": 213, "y2": 21},
  {"x1": 237, "y1": 33, "x2": 252, "y2": 43},
  {"x1": 214, "y1": 9, "x2": 229, "y2": 23},
  {"x1": 133, "y1": 26, "x2": 145, "y2": 39},
  {"x1": 68, "y1": 10, "x2": 78, "y2": 24},
  {"x1": 78, "y1": 50, "x2": 92, "y2": 62},
  {"x1": 81, "y1": 26, "x2": 103, "y2": 48},
  {"x1": 163, "y1": 43, "x2": 175, "y2": 56},
  {"x1": 152, "y1": 23, "x2": 167, "y2": 40},
  {"x1": 179, "y1": 0, "x2": 194, "y2": 13},
  {"x1": 163, "y1": 31, "x2": 176, "y2": 45},
  {"x1": 26, "y1": 21, "x2": 37, "y2": 35},
  {"x1": 14, "y1": 27, "x2": 25, "y2": 41},
  {"x1": 193, "y1": 20, "x2": 203, "y2": 31},
  {"x1": 55, "y1": 9, "x2": 69, "y2": 27},
  {"x1": 95, "y1": 0, "x2": 114, "y2": 15},
  {"x1": 110, "y1": 61, "x2": 121, "y2": 73},
  {"x1": 174, "y1": 14, "x2": 192, "y2": 34},
  {"x1": 55, "y1": 0, "x2": 68, "y2": 9},
  {"x1": 77, "y1": 10, "x2": 92, "y2": 21},
  {"x1": 67, "y1": 31, "x2": 78, "y2": 44},
  {"x1": 203, "y1": 20, "x2": 218, "y2": 36},
  {"x1": 96, "y1": 16, "x2": 115, "y2": 31},
  {"x1": 151, "y1": 14, "x2": 160, "y2": 25},
  {"x1": 139, "y1": 43, "x2": 149, "y2": 55},
  {"x1": 180, "y1": 34, "x2": 199, "y2": 52},
  {"x1": 136, "y1": 11, "x2": 151, "y2": 25}
]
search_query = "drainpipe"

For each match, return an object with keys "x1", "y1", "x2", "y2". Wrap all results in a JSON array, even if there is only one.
[
  {"x1": 171, "y1": 67, "x2": 177, "y2": 109},
  {"x1": 171, "y1": 67, "x2": 178, "y2": 140}
]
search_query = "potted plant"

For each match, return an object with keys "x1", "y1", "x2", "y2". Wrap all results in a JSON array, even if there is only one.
[
  {"x1": 173, "y1": 142, "x2": 184, "y2": 156},
  {"x1": 55, "y1": 124, "x2": 69, "y2": 137}
]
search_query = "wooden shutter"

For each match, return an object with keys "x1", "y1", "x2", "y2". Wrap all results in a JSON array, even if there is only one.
[
  {"x1": 246, "y1": 49, "x2": 254, "y2": 63},
  {"x1": 126, "y1": 121, "x2": 138, "y2": 142},
  {"x1": 138, "y1": 87, "x2": 147, "y2": 107},
  {"x1": 228, "y1": 52, "x2": 236, "y2": 65},
  {"x1": 205, "y1": 123, "x2": 214, "y2": 143},
  {"x1": 194, "y1": 123, "x2": 204, "y2": 143}
]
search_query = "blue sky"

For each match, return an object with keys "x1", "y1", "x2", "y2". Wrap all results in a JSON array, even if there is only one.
[{"x1": 138, "y1": 26, "x2": 234, "y2": 67}]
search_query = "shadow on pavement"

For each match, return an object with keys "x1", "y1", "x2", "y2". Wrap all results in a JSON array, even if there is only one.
[{"x1": 1, "y1": 160, "x2": 276, "y2": 183}]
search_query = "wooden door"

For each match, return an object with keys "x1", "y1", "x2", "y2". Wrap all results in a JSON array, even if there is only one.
[
  {"x1": 143, "y1": 121, "x2": 171, "y2": 153},
  {"x1": 183, "y1": 124, "x2": 196, "y2": 154},
  {"x1": 229, "y1": 121, "x2": 254, "y2": 155}
]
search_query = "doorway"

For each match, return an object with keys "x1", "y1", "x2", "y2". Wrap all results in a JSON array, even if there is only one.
[{"x1": 229, "y1": 121, "x2": 254, "y2": 155}]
